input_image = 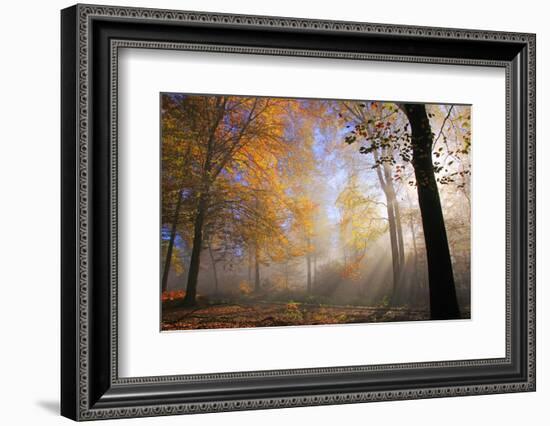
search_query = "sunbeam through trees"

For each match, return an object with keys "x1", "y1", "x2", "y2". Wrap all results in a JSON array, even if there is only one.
[{"x1": 160, "y1": 93, "x2": 471, "y2": 330}]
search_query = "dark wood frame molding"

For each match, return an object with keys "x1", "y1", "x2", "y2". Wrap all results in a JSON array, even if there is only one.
[{"x1": 61, "y1": 4, "x2": 535, "y2": 420}]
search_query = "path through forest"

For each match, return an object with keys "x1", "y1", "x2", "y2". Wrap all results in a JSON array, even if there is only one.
[{"x1": 161, "y1": 301, "x2": 433, "y2": 330}]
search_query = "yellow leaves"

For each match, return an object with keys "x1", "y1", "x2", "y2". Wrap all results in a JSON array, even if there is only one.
[
  {"x1": 161, "y1": 93, "x2": 399, "y2": 282},
  {"x1": 336, "y1": 174, "x2": 387, "y2": 265},
  {"x1": 172, "y1": 256, "x2": 185, "y2": 276},
  {"x1": 161, "y1": 244, "x2": 186, "y2": 276}
]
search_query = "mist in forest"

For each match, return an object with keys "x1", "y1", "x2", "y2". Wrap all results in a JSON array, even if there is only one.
[{"x1": 160, "y1": 93, "x2": 471, "y2": 330}]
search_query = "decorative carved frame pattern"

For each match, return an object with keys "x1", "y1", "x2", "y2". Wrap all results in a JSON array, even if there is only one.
[{"x1": 61, "y1": 3, "x2": 536, "y2": 421}]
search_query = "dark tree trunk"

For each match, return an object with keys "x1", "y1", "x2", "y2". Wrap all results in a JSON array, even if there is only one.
[
  {"x1": 161, "y1": 189, "x2": 184, "y2": 293},
  {"x1": 181, "y1": 98, "x2": 226, "y2": 306},
  {"x1": 182, "y1": 196, "x2": 207, "y2": 306},
  {"x1": 401, "y1": 104, "x2": 460, "y2": 319}
]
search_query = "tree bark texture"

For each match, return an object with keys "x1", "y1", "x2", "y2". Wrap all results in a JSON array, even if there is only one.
[{"x1": 401, "y1": 103, "x2": 460, "y2": 319}]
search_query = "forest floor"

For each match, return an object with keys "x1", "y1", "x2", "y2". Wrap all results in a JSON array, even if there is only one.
[{"x1": 161, "y1": 300, "x2": 433, "y2": 331}]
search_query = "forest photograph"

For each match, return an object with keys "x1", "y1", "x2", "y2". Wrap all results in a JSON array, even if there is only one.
[{"x1": 160, "y1": 93, "x2": 471, "y2": 331}]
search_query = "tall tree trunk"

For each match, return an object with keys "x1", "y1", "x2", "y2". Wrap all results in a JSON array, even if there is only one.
[
  {"x1": 401, "y1": 104, "x2": 460, "y2": 319},
  {"x1": 405, "y1": 191, "x2": 421, "y2": 290},
  {"x1": 344, "y1": 103, "x2": 403, "y2": 299},
  {"x1": 254, "y1": 243, "x2": 261, "y2": 292},
  {"x1": 382, "y1": 161, "x2": 405, "y2": 305},
  {"x1": 208, "y1": 244, "x2": 219, "y2": 295},
  {"x1": 392, "y1": 194, "x2": 405, "y2": 270},
  {"x1": 180, "y1": 97, "x2": 228, "y2": 306},
  {"x1": 161, "y1": 189, "x2": 183, "y2": 293},
  {"x1": 372, "y1": 150, "x2": 400, "y2": 298},
  {"x1": 394, "y1": 198, "x2": 406, "y2": 303},
  {"x1": 383, "y1": 162, "x2": 405, "y2": 270},
  {"x1": 386, "y1": 198, "x2": 401, "y2": 304},
  {"x1": 182, "y1": 196, "x2": 207, "y2": 306}
]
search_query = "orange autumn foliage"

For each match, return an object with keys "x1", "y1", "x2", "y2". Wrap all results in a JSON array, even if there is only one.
[{"x1": 161, "y1": 290, "x2": 185, "y2": 302}]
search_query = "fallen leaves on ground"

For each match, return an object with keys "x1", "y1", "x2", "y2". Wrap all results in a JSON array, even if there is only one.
[{"x1": 161, "y1": 301, "x2": 433, "y2": 331}]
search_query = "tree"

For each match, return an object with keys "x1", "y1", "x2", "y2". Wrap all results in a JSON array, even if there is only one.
[
  {"x1": 276, "y1": 102, "x2": 324, "y2": 293},
  {"x1": 161, "y1": 94, "x2": 469, "y2": 320},
  {"x1": 160, "y1": 95, "x2": 197, "y2": 292},
  {"x1": 336, "y1": 174, "x2": 387, "y2": 282},
  {"x1": 342, "y1": 101, "x2": 465, "y2": 319},
  {"x1": 161, "y1": 95, "x2": 297, "y2": 305},
  {"x1": 171, "y1": 96, "x2": 270, "y2": 305},
  {"x1": 288, "y1": 195, "x2": 318, "y2": 292},
  {"x1": 339, "y1": 102, "x2": 405, "y2": 299},
  {"x1": 398, "y1": 104, "x2": 459, "y2": 319}
]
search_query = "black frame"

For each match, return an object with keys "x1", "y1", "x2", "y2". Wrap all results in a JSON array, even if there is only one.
[{"x1": 61, "y1": 4, "x2": 536, "y2": 421}]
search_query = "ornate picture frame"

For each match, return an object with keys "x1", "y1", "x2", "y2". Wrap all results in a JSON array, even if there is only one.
[{"x1": 61, "y1": 4, "x2": 535, "y2": 420}]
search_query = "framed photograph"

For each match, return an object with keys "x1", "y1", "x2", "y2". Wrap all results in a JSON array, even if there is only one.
[{"x1": 61, "y1": 4, "x2": 536, "y2": 421}]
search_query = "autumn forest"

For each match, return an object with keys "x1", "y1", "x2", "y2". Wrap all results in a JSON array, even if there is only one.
[{"x1": 160, "y1": 93, "x2": 471, "y2": 330}]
